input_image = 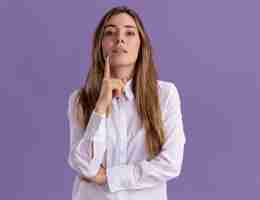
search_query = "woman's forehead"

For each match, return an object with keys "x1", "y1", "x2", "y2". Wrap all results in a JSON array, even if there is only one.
[{"x1": 105, "y1": 13, "x2": 137, "y2": 29}]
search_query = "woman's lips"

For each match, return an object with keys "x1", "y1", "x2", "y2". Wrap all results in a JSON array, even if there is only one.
[
  {"x1": 112, "y1": 50, "x2": 126, "y2": 54},
  {"x1": 112, "y1": 47, "x2": 128, "y2": 54}
]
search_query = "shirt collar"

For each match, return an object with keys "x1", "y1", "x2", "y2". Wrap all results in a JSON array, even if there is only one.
[{"x1": 122, "y1": 78, "x2": 134, "y2": 101}]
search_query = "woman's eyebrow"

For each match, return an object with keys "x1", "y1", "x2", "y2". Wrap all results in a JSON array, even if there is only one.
[{"x1": 104, "y1": 24, "x2": 137, "y2": 29}]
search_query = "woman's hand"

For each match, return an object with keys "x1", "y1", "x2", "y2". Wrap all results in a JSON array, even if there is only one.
[
  {"x1": 80, "y1": 165, "x2": 107, "y2": 185},
  {"x1": 95, "y1": 55, "x2": 127, "y2": 115}
]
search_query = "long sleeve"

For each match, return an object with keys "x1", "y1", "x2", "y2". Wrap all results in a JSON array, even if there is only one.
[
  {"x1": 67, "y1": 90, "x2": 107, "y2": 178},
  {"x1": 106, "y1": 83, "x2": 186, "y2": 192}
]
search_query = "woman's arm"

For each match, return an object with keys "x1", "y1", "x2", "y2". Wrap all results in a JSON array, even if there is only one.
[
  {"x1": 67, "y1": 90, "x2": 107, "y2": 179},
  {"x1": 106, "y1": 82, "x2": 186, "y2": 192}
]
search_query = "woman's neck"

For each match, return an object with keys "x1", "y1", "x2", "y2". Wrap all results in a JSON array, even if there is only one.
[{"x1": 110, "y1": 66, "x2": 134, "y2": 81}]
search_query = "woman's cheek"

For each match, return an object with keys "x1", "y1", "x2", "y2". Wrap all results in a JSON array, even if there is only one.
[{"x1": 102, "y1": 39, "x2": 114, "y2": 51}]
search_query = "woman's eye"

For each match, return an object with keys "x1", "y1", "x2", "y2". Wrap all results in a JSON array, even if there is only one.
[
  {"x1": 126, "y1": 31, "x2": 135, "y2": 36},
  {"x1": 104, "y1": 31, "x2": 114, "y2": 36}
]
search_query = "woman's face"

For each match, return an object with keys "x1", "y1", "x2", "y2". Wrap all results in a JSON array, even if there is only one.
[{"x1": 101, "y1": 13, "x2": 141, "y2": 68}]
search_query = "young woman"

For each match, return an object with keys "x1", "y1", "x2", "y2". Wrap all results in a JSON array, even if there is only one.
[{"x1": 67, "y1": 5, "x2": 186, "y2": 200}]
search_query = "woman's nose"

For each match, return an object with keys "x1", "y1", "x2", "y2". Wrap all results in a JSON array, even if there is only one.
[
  {"x1": 115, "y1": 32, "x2": 125, "y2": 44},
  {"x1": 116, "y1": 38, "x2": 124, "y2": 44}
]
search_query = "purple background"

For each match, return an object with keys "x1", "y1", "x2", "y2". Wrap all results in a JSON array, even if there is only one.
[{"x1": 1, "y1": 0, "x2": 259, "y2": 199}]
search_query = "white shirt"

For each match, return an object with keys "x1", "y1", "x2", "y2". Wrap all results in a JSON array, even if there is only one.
[{"x1": 67, "y1": 79, "x2": 186, "y2": 200}]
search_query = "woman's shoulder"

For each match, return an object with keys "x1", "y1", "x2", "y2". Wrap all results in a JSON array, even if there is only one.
[
  {"x1": 157, "y1": 79, "x2": 179, "y2": 98},
  {"x1": 68, "y1": 89, "x2": 81, "y2": 104},
  {"x1": 67, "y1": 88, "x2": 81, "y2": 118}
]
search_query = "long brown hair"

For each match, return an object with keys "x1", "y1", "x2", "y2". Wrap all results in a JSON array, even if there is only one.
[{"x1": 71, "y1": 6, "x2": 166, "y2": 160}]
